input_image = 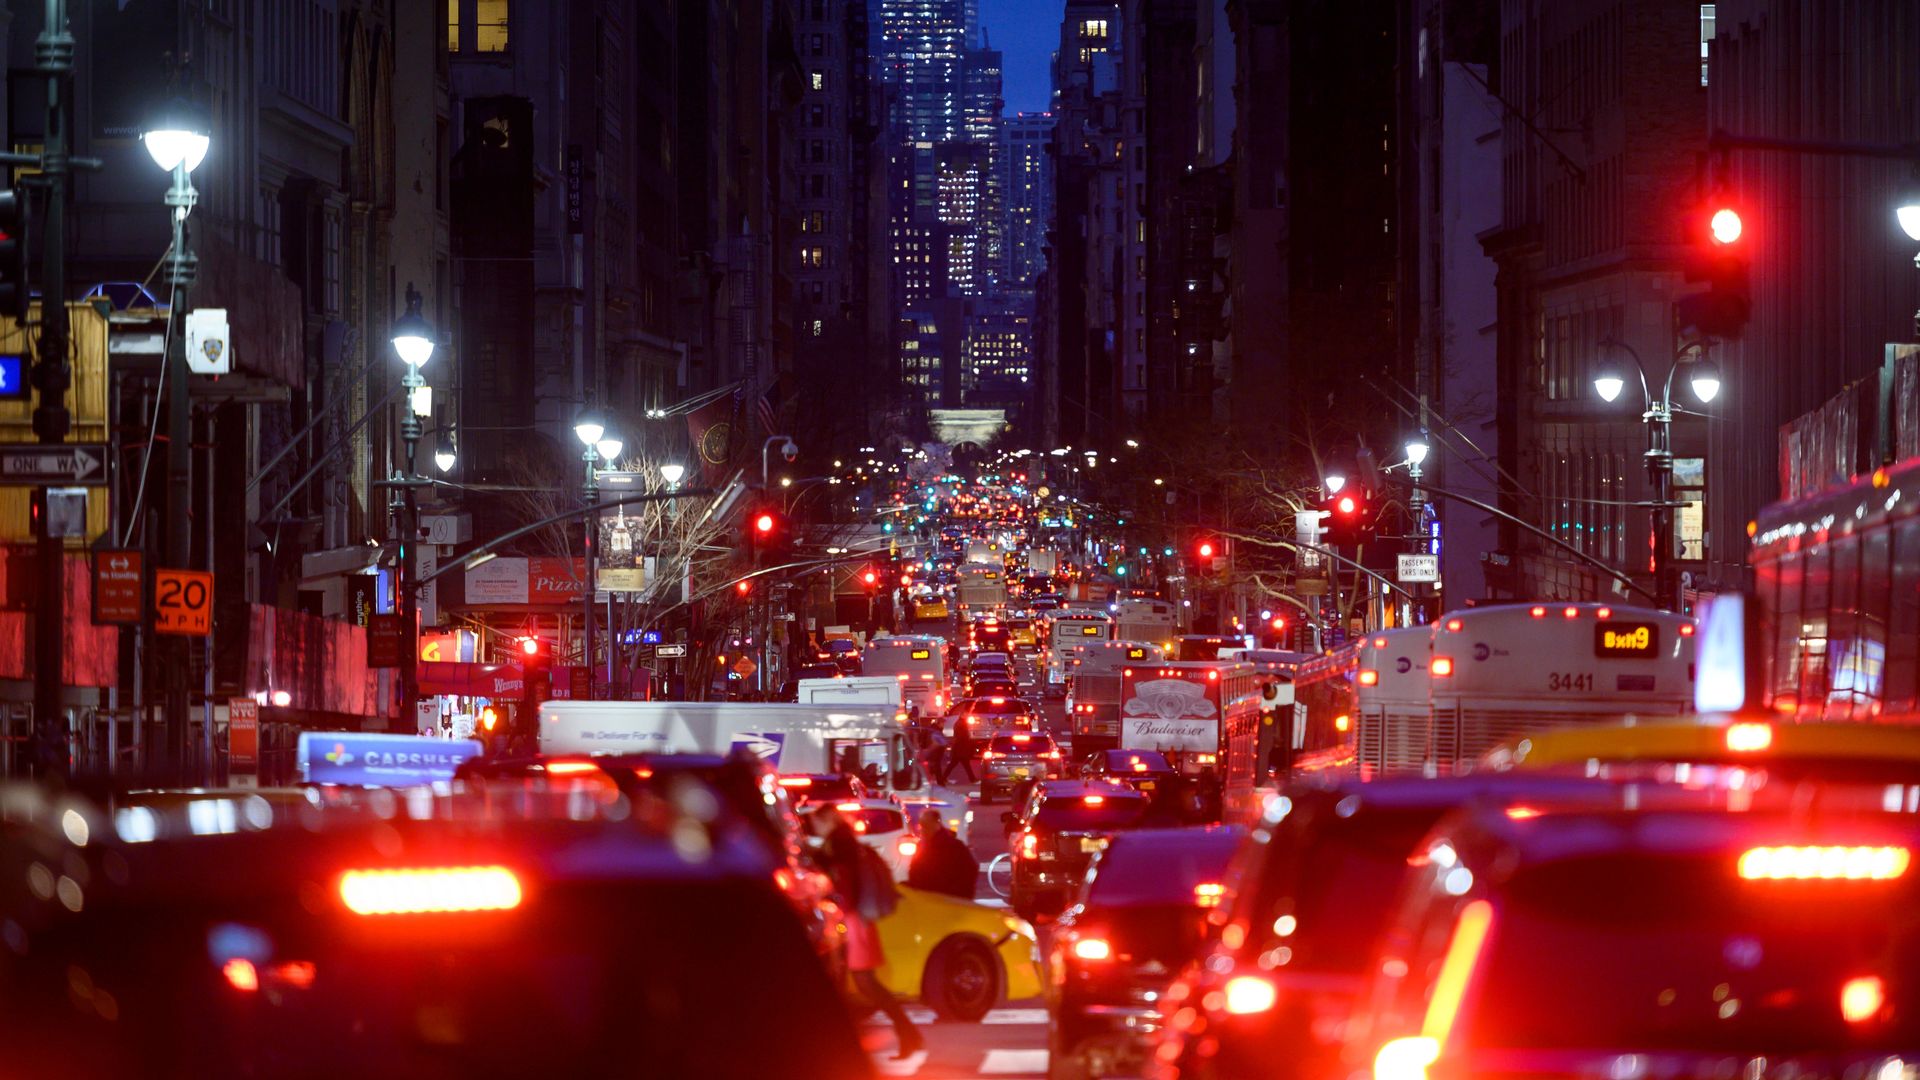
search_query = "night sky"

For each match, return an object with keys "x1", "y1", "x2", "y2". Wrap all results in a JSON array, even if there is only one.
[{"x1": 979, "y1": 0, "x2": 1060, "y2": 115}]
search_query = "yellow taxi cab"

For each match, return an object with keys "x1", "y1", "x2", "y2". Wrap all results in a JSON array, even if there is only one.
[
  {"x1": 1483, "y1": 714, "x2": 1920, "y2": 781},
  {"x1": 869, "y1": 885, "x2": 1043, "y2": 1021},
  {"x1": 1006, "y1": 616, "x2": 1038, "y2": 650},
  {"x1": 912, "y1": 591, "x2": 950, "y2": 621}
]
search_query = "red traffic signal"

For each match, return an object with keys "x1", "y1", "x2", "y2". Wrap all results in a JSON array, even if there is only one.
[
  {"x1": 1320, "y1": 489, "x2": 1375, "y2": 547},
  {"x1": 736, "y1": 580, "x2": 752, "y2": 595},
  {"x1": 861, "y1": 568, "x2": 879, "y2": 589},
  {"x1": 754, "y1": 512, "x2": 776, "y2": 535},
  {"x1": 1270, "y1": 616, "x2": 1286, "y2": 631},
  {"x1": 1708, "y1": 206, "x2": 1743, "y2": 245},
  {"x1": 1335, "y1": 495, "x2": 1357, "y2": 516},
  {"x1": 518, "y1": 636, "x2": 541, "y2": 657}
]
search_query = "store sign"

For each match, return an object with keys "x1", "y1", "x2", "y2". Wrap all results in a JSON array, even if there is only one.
[{"x1": 296, "y1": 731, "x2": 483, "y2": 787}]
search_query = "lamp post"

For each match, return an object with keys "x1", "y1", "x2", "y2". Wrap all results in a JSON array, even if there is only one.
[
  {"x1": 389, "y1": 285, "x2": 435, "y2": 727},
  {"x1": 143, "y1": 97, "x2": 210, "y2": 779},
  {"x1": 575, "y1": 408, "x2": 618, "y2": 698},
  {"x1": 1593, "y1": 340, "x2": 1722, "y2": 611}
]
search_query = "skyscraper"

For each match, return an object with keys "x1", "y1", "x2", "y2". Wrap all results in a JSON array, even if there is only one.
[{"x1": 1001, "y1": 112, "x2": 1053, "y2": 291}]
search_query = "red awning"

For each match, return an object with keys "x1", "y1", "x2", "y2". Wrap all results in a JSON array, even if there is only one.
[{"x1": 417, "y1": 662, "x2": 525, "y2": 698}]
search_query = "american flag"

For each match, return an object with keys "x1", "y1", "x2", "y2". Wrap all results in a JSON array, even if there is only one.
[{"x1": 755, "y1": 378, "x2": 783, "y2": 435}]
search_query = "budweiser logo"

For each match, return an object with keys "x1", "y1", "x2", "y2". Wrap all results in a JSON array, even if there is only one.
[{"x1": 1123, "y1": 678, "x2": 1214, "y2": 720}]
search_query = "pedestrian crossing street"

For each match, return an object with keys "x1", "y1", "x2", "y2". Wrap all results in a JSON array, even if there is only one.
[{"x1": 864, "y1": 1008, "x2": 1050, "y2": 1078}]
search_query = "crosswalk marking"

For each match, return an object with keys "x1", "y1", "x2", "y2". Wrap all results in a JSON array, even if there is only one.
[{"x1": 878, "y1": 1006, "x2": 1047, "y2": 1027}]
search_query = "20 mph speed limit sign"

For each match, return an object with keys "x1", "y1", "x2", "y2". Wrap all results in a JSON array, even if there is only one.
[{"x1": 154, "y1": 568, "x2": 214, "y2": 636}]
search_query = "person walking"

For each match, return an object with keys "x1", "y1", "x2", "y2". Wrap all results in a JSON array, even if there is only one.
[
  {"x1": 906, "y1": 808, "x2": 977, "y2": 899},
  {"x1": 941, "y1": 716, "x2": 977, "y2": 785},
  {"x1": 810, "y1": 804, "x2": 925, "y2": 1059}
]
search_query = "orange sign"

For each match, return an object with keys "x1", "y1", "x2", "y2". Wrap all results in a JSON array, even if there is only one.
[{"x1": 154, "y1": 568, "x2": 213, "y2": 636}]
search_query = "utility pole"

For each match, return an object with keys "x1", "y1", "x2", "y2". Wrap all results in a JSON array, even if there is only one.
[
  {"x1": 162, "y1": 151, "x2": 198, "y2": 783},
  {"x1": 29, "y1": 0, "x2": 74, "y2": 777}
]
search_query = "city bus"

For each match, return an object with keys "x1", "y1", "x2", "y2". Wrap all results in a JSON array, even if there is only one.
[
  {"x1": 1424, "y1": 602, "x2": 1697, "y2": 769},
  {"x1": 1750, "y1": 456, "x2": 1920, "y2": 720},
  {"x1": 1044, "y1": 611, "x2": 1114, "y2": 693},
  {"x1": 955, "y1": 563, "x2": 1007, "y2": 614},
  {"x1": 1064, "y1": 640, "x2": 1167, "y2": 758},
  {"x1": 860, "y1": 635, "x2": 948, "y2": 717},
  {"x1": 1353, "y1": 627, "x2": 1436, "y2": 777},
  {"x1": 1175, "y1": 634, "x2": 1250, "y2": 661},
  {"x1": 1112, "y1": 597, "x2": 1178, "y2": 653}
]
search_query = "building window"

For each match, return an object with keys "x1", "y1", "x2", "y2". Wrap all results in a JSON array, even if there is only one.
[
  {"x1": 1674, "y1": 456, "x2": 1707, "y2": 560},
  {"x1": 476, "y1": 0, "x2": 509, "y2": 52},
  {"x1": 1699, "y1": 5, "x2": 1715, "y2": 86},
  {"x1": 1079, "y1": 18, "x2": 1108, "y2": 39},
  {"x1": 810, "y1": 33, "x2": 825, "y2": 56},
  {"x1": 447, "y1": 0, "x2": 459, "y2": 51},
  {"x1": 810, "y1": 71, "x2": 826, "y2": 92}
]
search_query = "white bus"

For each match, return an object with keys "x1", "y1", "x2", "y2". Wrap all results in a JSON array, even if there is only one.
[
  {"x1": 1112, "y1": 597, "x2": 1178, "y2": 652},
  {"x1": 1354, "y1": 627, "x2": 1436, "y2": 777},
  {"x1": 1045, "y1": 611, "x2": 1114, "y2": 692},
  {"x1": 955, "y1": 564, "x2": 1007, "y2": 614},
  {"x1": 1427, "y1": 602, "x2": 1697, "y2": 771},
  {"x1": 861, "y1": 635, "x2": 949, "y2": 716}
]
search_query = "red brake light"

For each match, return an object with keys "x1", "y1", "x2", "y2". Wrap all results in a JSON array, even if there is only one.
[
  {"x1": 1223, "y1": 974, "x2": 1278, "y2": 1015},
  {"x1": 836, "y1": 801, "x2": 862, "y2": 811},
  {"x1": 1358, "y1": 669, "x2": 1379, "y2": 686},
  {"x1": 1072, "y1": 937, "x2": 1112, "y2": 961},
  {"x1": 338, "y1": 866, "x2": 524, "y2": 915},
  {"x1": 1679, "y1": 623, "x2": 1696, "y2": 636},
  {"x1": 1738, "y1": 846, "x2": 1911, "y2": 880},
  {"x1": 778, "y1": 777, "x2": 812, "y2": 787},
  {"x1": 1193, "y1": 882, "x2": 1225, "y2": 907},
  {"x1": 1726, "y1": 722, "x2": 1773, "y2": 753},
  {"x1": 544, "y1": 761, "x2": 598, "y2": 776},
  {"x1": 1084, "y1": 795, "x2": 1105, "y2": 805},
  {"x1": 1445, "y1": 618, "x2": 1462, "y2": 632},
  {"x1": 1019, "y1": 831, "x2": 1038, "y2": 858},
  {"x1": 1530, "y1": 606, "x2": 1546, "y2": 618},
  {"x1": 1563, "y1": 606, "x2": 1579, "y2": 619},
  {"x1": 898, "y1": 838, "x2": 920, "y2": 859},
  {"x1": 1334, "y1": 714, "x2": 1351, "y2": 733},
  {"x1": 1842, "y1": 976, "x2": 1887, "y2": 1024},
  {"x1": 1431, "y1": 656, "x2": 1454, "y2": 677}
]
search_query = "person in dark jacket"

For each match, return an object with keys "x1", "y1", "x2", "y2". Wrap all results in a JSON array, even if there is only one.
[
  {"x1": 941, "y1": 718, "x2": 977, "y2": 784},
  {"x1": 906, "y1": 809, "x2": 976, "y2": 899},
  {"x1": 808, "y1": 805, "x2": 924, "y2": 1058}
]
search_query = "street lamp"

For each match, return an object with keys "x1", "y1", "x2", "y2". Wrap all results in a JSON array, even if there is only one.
[
  {"x1": 1324, "y1": 473, "x2": 1347, "y2": 495},
  {"x1": 1403, "y1": 440, "x2": 1430, "y2": 468},
  {"x1": 659, "y1": 462, "x2": 686, "y2": 489},
  {"x1": 1592, "y1": 340, "x2": 1724, "y2": 610},
  {"x1": 433, "y1": 432, "x2": 456, "y2": 473},
  {"x1": 146, "y1": 95, "x2": 212, "y2": 779},
  {"x1": 577, "y1": 408, "x2": 621, "y2": 697},
  {"x1": 389, "y1": 284, "x2": 435, "y2": 728},
  {"x1": 1896, "y1": 175, "x2": 1920, "y2": 242}
]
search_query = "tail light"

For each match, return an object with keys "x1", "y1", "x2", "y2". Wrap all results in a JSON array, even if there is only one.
[
  {"x1": 836, "y1": 801, "x2": 863, "y2": 811},
  {"x1": 1044, "y1": 750, "x2": 1061, "y2": 760},
  {"x1": 1842, "y1": 975, "x2": 1887, "y2": 1023},
  {"x1": 1334, "y1": 714, "x2": 1351, "y2": 733},
  {"x1": 1358, "y1": 670, "x2": 1379, "y2": 686},
  {"x1": 1071, "y1": 937, "x2": 1113, "y2": 961},
  {"x1": 1084, "y1": 794, "x2": 1105, "y2": 805},
  {"x1": 1529, "y1": 606, "x2": 1546, "y2": 618},
  {"x1": 1019, "y1": 831, "x2": 1038, "y2": 858},
  {"x1": 1222, "y1": 974, "x2": 1278, "y2": 1014},
  {"x1": 1563, "y1": 606, "x2": 1579, "y2": 619},
  {"x1": 898, "y1": 838, "x2": 920, "y2": 859},
  {"x1": 779, "y1": 777, "x2": 812, "y2": 788},
  {"x1": 1193, "y1": 882, "x2": 1225, "y2": 907},
  {"x1": 1725, "y1": 722, "x2": 1772, "y2": 752},
  {"x1": 1737, "y1": 845, "x2": 1911, "y2": 880},
  {"x1": 338, "y1": 866, "x2": 524, "y2": 915},
  {"x1": 981, "y1": 750, "x2": 997, "y2": 760},
  {"x1": 1430, "y1": 657, "x2": 1454, "y2": 677},
  {"x1": 222, "y1": 958, "x2": 259, "y2": 992},
  {"x1": 544, "y1": 761, "x2": 599, "y2": 776}
]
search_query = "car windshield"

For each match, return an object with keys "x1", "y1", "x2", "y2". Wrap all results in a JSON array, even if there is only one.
[
  {"x1": 1088, "y1": 830, "x2": 1243, "y2": 905},
  {"x1": 1034, "y1": 793, "x2": 1149, "y2": 831},
  {"x1": 989, "y1": 734, "x2": 1053, "y2": 754},
  {"x1": 1470, "y1": 853, "x2": 1920, "y2": 1053},
  {"x1": 1101, "y1": 750, "x2": 1172, "y2": 773}
]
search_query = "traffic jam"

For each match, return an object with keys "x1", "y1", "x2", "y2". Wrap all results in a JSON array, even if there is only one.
[{"x1": 2, "y1": 467, "x2": 1917, "y2": 1080}]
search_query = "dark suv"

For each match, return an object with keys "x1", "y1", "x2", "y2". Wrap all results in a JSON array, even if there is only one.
[{"x1": 1007, "y1": 781, "x2": 1150, "y2": 919}]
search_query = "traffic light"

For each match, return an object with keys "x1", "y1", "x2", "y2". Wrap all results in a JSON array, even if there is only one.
[
  {"x1": 860, "y1": 567, "x2": 880, "y2": 591},
  {"x1": 1320, "y1": 489, "x2": 1375, "y2": 547},
  {"x1": 479, "y1": 705, "x2": 501, "y2": 733},
  {"x1": 1677, "y1": 201, "x2": 1749, "y2": 339},
  {"x1": 0, "y1": 189, "x2": 27, "y2": 321},
  {"x1": 747, "y1": 506, "x2": 792, "y2": 562},
  {"x1": 1191, "y1": 537, "x2": 1222, "y2": 574}
]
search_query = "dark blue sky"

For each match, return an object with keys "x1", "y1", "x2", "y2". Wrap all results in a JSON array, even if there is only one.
[{"x1": 979, "y1": 0, "x2": 1059, "y2": 115}]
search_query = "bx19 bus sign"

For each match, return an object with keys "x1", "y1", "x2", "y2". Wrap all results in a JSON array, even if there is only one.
[
  {"x1": 1594, "y1": 621, "x2": 1660, "y2": 659},
  {"x1": 296, "y1": 731, "x2": 483, "y2": 787}
]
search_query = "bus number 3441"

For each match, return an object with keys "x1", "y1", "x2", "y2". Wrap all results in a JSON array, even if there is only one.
[{"x1": 1548, "y1": 672, "x2": 1595, "y2": 692}]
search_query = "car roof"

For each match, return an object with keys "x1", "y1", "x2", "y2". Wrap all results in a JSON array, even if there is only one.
[{"x1": 1102, "y1": 823, "x2": 1245, "y2": 853}]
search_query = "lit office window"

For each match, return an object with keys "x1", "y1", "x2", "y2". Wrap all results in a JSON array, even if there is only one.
[
  {"x1": 477, "y1": 0, "x2": 509, "y2": 52},
  {"x1": 1700, "y1": 5, "x2": 1715, "y2": 86}
]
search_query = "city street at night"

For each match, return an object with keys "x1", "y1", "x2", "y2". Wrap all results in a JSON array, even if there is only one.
[{"x1": 4, "y1": 2, "x2": 1920, "y2": 1079}]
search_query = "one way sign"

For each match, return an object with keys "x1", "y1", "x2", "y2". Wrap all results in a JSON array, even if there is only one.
[{"x1": 0, "y1": 444, "x2": 109, "y2": 485}]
